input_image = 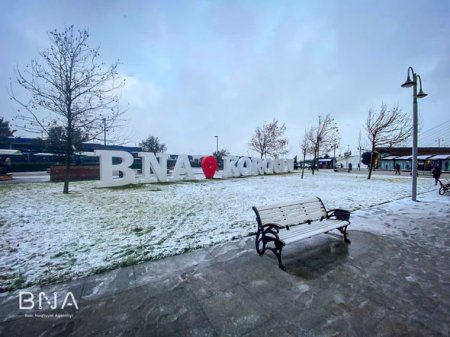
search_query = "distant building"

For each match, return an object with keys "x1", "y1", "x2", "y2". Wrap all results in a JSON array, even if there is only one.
[
  {"x1": 376, "y1": 147, "x2": 450, "y2": 172},
  {"x1": 335, "y1": 155, "x2": 367, "y2": 169},
  {"x1": 0, "y1": 137, "x2": 141, "y2": 172}
]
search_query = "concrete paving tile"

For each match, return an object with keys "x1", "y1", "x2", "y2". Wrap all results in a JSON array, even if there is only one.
[
  {"x1": 241, "y1": 275, "x2": 315, "y2": 314},
  {"x1": 408, "y1": 306, "x2": 450, "y2": 336},
  {"x1": 218, "y1": 253, "x2": 288, "y2": 285},
  {"x1": 374, "y1": 312, "x2": 448, "y2": 337},
  {"x1": 0, "y1": 316, "x2": 75, "y2": 337},
  {"x1": 184, "y1": 263, "x2": 240, "y2": 300},
  {"x1": 147, "y1": 323, "x2": 218, "y2": 337},
  {"x1": 140, "y1": 300, "x2": 208, "y2": 331},
  {"x1": 199, "y1": 284, "x2": 270, "y2": 336},
  {"x1": 132, "y1": 247, "x2": 217, "y2": 288},
  {"x1": 242, "y1": 319, "x2": 295, "y2": 337},
  {"x1": 274, "y1": 308, "x2": 330, "y2": 332},
  {"x1": 80, "y1": 266, "x2": 135, "y2": 301},
  {"x1": 345, "y1": 297, "x2": 389, "y2": 336}
]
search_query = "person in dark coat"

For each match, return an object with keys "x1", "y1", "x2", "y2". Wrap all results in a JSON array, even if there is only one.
[
  {"x1": 431, "y1": 164, "x2": 442, "y2": 185},
  {"x1": 395, "y1": 163, "x2": 400, "y2": 175}
]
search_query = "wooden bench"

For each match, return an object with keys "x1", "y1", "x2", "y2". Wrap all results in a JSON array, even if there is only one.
[{"x1": 252, "y1": 197, "x2": 351, "y2": 270}]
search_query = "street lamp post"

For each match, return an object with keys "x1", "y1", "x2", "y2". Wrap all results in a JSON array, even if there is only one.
[
  {"x1": 401, "y1": 66, "x2": 428, "y2": 201},
  {"x1": 357, "y1": 146, "x2": 363, "y2": 170},
  {"x1": 214, "y1": 136, "x2": 218, "y2": 155}
]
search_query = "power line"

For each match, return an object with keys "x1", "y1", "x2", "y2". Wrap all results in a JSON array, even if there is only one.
[{"x1": 419, "y1": 120, "x2": 450, "y2": 147}]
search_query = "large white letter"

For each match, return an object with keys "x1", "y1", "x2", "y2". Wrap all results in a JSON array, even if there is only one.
[
  {"x1": 172, "y1": 155, "x2": 195, "y2": 181},
  {"x1": 95, "y1": 150, "x2": 136, "y2": 187},
  {"x1": 237, "y1": 157, "x2": 253, "y2": 176},
  {"x1": 273, "y1": 159, "x2": 284, "y2": 173},
  {"x1": 222, "y1": 156, "x2": 240, "y2": 178},
  {"x1": 251, "y1": 157, "x2": 264, "y2": 175},
  {"x1": 263, "y1": 158, "x2": 274, "y2": 174},
  {"x1": 285, "y1": 159, "x2": 294, "y2": 172},
  {"x1": 138, "y1": 152, "x2": 169, "y2": 183}
]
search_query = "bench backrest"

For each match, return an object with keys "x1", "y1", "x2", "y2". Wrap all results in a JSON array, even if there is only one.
[{"x1": 253, "y1": 197, "x2": 327, "y2": 227}]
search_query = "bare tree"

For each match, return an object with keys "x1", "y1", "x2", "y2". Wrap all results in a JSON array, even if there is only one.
[
  {"x1": 10, "y1": 26, "x2": 125, "y2": 193},
  {"x1": 365, "y1": 104, "x2": 412, "y2": 179},
  {"x1": 248, "y1": 119, "x2": 288, "y2": 158},
  {"x1": 300, "y1": 130, "x2": 312, "y2": 179},
  {"x1": 307, "y1": 113, "x2": 340, "y2": 175}
]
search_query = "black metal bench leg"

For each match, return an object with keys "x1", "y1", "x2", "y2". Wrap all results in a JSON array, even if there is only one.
[
  {"x1": 338, "y1": 226, "x2": 351, "y2": 244},
  {"x1": 274, "y1": 240, "x2": 286, "y2": 271}
]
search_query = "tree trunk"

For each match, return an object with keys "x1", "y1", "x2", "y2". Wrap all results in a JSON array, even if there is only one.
[
  {"x1": 63, "y1": 151, "x2": 70, "y2": 193},
  {"x1": 301, "y1": 153, "x2": 306, "y2": 179},
  {"x1": 63, "y1": 112, "x2": 72, "y2": 194},
  {"x1": 311, "y1": 146, "x2": 317, "y2": 175},
  {"x1": 367, "y1": 143, "x2": 375, "y2": 180}
]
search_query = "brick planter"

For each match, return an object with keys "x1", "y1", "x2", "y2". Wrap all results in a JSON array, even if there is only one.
[{"x1": 50, "y1": 165, "x2": 99, "y2": 182}]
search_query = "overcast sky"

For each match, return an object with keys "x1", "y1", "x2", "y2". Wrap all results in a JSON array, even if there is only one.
[{"x1": 1, "y1": 0, "x2": 449, "y2": 157}]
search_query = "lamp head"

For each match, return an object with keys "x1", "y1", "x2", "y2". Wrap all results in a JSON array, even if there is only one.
[
  {"x1": 416, "y1": 75, "x2": 427, "y2": 98},
  {"x1": 401, "y1": 75, "x2": 415, "y2": 88},
  {"x1": 417, "y1": 89, "x2": 428, "y2": 98}
]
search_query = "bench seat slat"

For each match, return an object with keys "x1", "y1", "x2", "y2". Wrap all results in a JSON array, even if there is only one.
[
  {"x1": 277, "y1": 219, "x2": 348, "y2": 244},
  {"x1": 255, "y1": 198, "x2": 322, "y2": 211},
  {"x1": 259, "y1": 210, "x2": 326, "y2": 225}
]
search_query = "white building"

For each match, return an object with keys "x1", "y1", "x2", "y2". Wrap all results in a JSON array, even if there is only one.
[{"x1": 335, "y1": 155, "x2": 367, "y2": 169}]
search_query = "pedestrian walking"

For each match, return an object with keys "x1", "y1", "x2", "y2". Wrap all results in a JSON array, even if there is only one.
[
  {"x1": 395, "y1": 163, "x2": 400, "y2": 175},
  {"x1": 4, "y1": 157, "x2": 11, "y2": 173},
  {"x1": 431, "y1": 164, "x2": 442, "y2": 185}
]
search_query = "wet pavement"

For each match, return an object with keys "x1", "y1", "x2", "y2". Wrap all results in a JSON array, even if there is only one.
[{"x1": 0, "y1": 191, "x2": 449, "y2": 336}]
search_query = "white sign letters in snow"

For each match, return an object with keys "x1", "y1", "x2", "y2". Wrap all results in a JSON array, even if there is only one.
[
  {"x1": 94, "y1": 150, "x2": 294, "y2": 187},
  {"x1": 222, "y1": 156, "x2": 294, "y2": 178}
]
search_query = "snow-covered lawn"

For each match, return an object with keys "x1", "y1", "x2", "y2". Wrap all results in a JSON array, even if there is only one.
[{"x1": 0, "y1": 171, "x2": 436, "y2": 291}]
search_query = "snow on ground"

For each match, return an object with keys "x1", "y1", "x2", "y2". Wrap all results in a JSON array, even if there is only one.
[
  {"x1": 352, "y1": 189, "x2": 450, "y2": 250},
  {"x1": 0, "y1": 170, "x2": 439, "y2": 291}
]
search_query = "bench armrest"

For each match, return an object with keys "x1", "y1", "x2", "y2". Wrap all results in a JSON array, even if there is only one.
[{"x1": 327, "y1": 209, "x2": 351, "y2": 221}]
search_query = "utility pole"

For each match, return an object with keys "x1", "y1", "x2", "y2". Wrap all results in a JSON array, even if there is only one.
[{"x1": 358, "y1": 131, "x2": 363, "y2": 170}]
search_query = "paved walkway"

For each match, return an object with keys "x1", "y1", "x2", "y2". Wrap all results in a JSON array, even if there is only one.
[{"x1": 0, "y1": 191, "x2": 449, "y2": 336}]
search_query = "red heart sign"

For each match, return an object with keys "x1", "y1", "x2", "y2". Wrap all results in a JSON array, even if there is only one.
[{"x1": 201, "y1": 155, "x2": 218, "y2": 179}]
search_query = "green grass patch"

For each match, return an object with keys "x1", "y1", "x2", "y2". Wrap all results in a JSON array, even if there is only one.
[{"x1": 107, "y1": 183, "x2": 147, "y2": 190}]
